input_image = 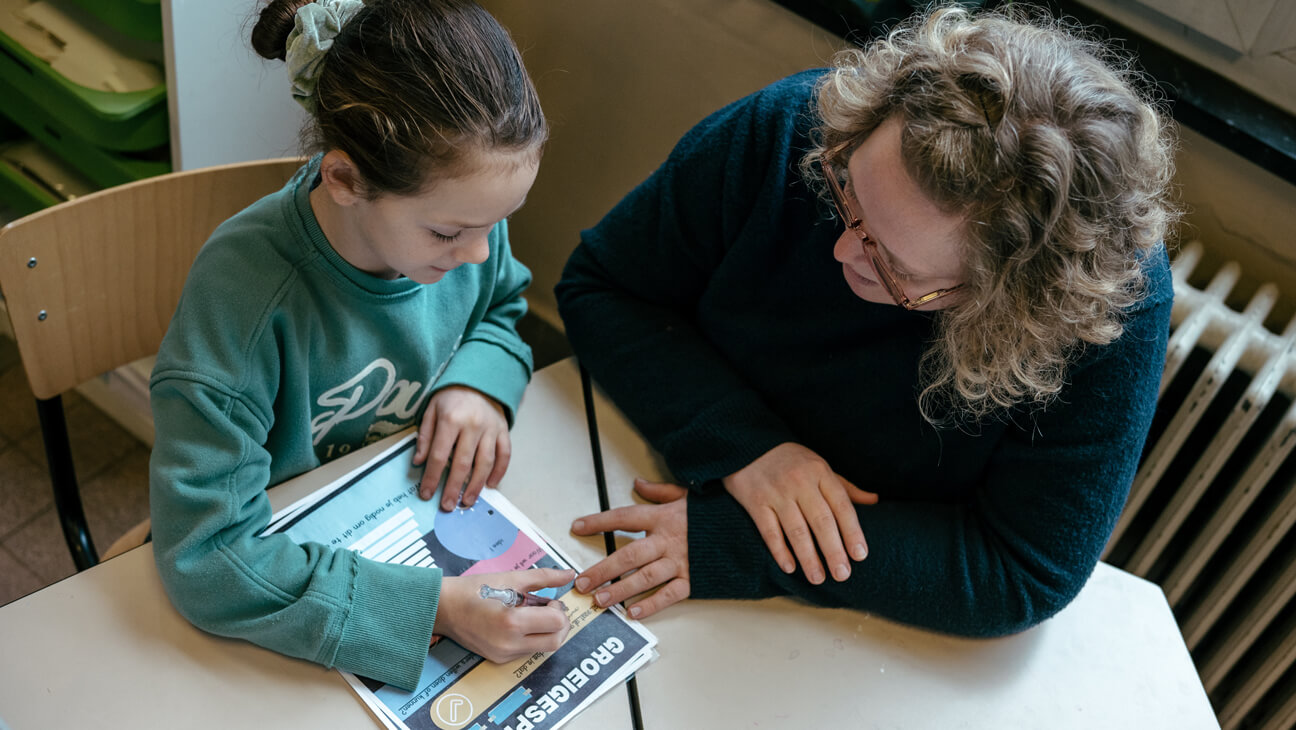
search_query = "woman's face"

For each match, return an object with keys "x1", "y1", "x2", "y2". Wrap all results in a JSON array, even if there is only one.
[
  {"x1": 319, "y1": 149, "x2": 538, "y2": 285},
  {"x1": 831, "y1": 116, "x2": 966, "y2": 309}
]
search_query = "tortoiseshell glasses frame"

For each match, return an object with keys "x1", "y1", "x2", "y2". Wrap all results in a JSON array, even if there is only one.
[{"x1": 820, "y1": 149, "x2": 963, "y2": 310}]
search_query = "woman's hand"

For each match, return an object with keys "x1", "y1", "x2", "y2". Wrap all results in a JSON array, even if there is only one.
[
  {"x1": 433, "y1": 569, "x2": 574, "y2": 663},
  {"x1": 569, "y1": 479, "x2": 689, "y2": 619},
  {"x1": 413, "y1": 385, "x2": 511, "y2": 510},
  {"x1": 722, "y1": 443, "x2": 878, "y2": 584}
]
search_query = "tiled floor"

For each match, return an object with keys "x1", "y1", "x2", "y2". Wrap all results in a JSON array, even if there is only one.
[{"x1": 0, "y1": 313, "x2": 570, "y2": 607}]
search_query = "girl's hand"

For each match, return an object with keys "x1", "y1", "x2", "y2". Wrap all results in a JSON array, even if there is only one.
[
  {"x1": 569, "y1": 479, "x2": 689, "y2": 619},
  {"x1": 433, "y1": 569, "x2": 574, "y2": 663},
  {"x1": 721, "y1": 443, "x2": 878, "y2": 585},
  {"x1": 413, "y1": 385, "x2": 511, "y2": 510}
]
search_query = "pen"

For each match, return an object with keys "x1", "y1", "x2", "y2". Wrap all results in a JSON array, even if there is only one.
[{"x1": 479, "y1": 584, "x2": 550, "y2": 607}]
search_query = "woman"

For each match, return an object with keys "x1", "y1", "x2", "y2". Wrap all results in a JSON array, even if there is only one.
[{"x1": 556, "y1": 4, "x2": 1177, "y2": 635}]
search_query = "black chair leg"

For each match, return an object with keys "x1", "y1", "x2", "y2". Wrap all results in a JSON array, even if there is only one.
[{"x1": 35, "y1": 395, "x2": 98, "y2": 571}]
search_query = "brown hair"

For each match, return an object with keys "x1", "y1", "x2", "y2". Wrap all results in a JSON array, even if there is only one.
[
  {"x1": 801, "y1": 3, "x2": 1178, "y2": 424},
  {"x1": 251, "y1": 0, "x2": 546, "y2": 196}
]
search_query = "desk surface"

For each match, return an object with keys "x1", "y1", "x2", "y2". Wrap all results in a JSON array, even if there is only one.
[
  {"x1": 0, "y1": 357, "x2": 1222, "y2": 729},
  {"x1": 586, "y1": 377, "x2": 1221, "y2": 729},
  {"x1": 0, "y1": 359, "x2": 632, "y2": 729}
]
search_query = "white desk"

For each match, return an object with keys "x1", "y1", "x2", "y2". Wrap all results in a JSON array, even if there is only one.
[
  {"x1": 587, "y1": 380, "x2": 1222, "y2": 729},
  {"x1": 0, "y1": 359, "x2": 632, "y2": 729}
]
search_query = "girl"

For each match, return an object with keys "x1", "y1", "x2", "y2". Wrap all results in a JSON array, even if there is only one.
[{"x1": 149, "y1": 0, "x2": 569, "y2": 692}]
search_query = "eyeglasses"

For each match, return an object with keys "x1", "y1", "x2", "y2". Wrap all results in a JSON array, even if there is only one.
[{"x1": 820, "y1": 153, "x2": 963, "y2": 310}]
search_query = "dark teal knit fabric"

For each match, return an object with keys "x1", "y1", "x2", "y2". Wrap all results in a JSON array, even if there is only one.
[{"x1": 556, "y1": 70, "x2": 1171, "y2": 636}]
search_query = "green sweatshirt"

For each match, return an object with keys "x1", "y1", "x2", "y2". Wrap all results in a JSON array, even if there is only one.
[{"x1": 149, "y1": 156, "x2": 533, "y2": 691}]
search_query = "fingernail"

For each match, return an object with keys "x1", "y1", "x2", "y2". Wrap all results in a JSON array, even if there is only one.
[
  {"x1": 572, "y1": 519, "x2": 585, "y2": 531},
  {"x1": 833, "y1": 563, "x2": 850, "y2": 581},
  {"x1": 630, "y1": 605, "x2": 642, "y2": 618},
  {"x1": 575, "y1": 577, "x2": 589, "y2": 592},
  {"x1": 595, "y1": 591, "x2": 610, "y2": 606},
  {"x1": 780, "y1": 561, "x2": 795, "y2": 574},
  {"x1": 809, "y1": 570, "x2": 824, "y2": 585},
  {"x1": 852, "y1": 543, "x2": 868, "y2": 560}
]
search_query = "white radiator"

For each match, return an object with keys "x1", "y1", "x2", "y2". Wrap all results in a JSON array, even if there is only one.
[{"x1": 1103, "y1": 241, "x2": 1296, "y2": 730}]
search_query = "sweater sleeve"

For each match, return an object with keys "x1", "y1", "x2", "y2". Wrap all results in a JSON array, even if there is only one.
[
  {"x1": 688, "y1": 261, "x2": 1174, "y2": 636},
  {"x1": 556, "y1": 81, "x2": 809, "y2": 487},
  {"x1": 149, "y1": 377, "x2": 440, "y2": 691},
  {"x1": 436, "y1": 220, "x2": 534, "y2": 425}
]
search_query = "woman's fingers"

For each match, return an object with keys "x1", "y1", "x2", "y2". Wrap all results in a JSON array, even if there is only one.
[
  {"x1": 571, "y1": 530, "x2": 656, "y2": 594},
  {"x1": 585, "y1": 539, "x2": 671, "y2": 606},
  {"x1": 824, "y1": 480, "x2": 870, "y2": 563},
  {"x1": 571, "y1": 502, "x2": 658, "y2": 536},
  {"x1": 751, "y1": 508, "x2": 797, "y2": 574},
  {"x1": 574, "y1": 538, "x2": 691, "y2": 619},
  {"x1": 632, "y1": 478, "x2": 688, "y2": 503},
  {"x1": 625, "y1": 576, "x2": 690, "y2": 619},
  {"x1": 841, "y1": 475, "x2": 880, "y2": 505},
  {"x1": 804, "y1": 502, "x2": 851, "y2": 582},
  {"x1": 776, "y1": 503, "x2": 828, "y2": 584}
]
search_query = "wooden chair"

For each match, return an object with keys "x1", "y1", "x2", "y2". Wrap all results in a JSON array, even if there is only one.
[{"x1": 0, "y1": 158, "x2": 304, "y2": 571}]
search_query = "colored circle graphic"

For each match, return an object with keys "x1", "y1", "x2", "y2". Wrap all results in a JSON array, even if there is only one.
[{"x1": 434, "y1": 499, "x2": 518, "y2": 560}]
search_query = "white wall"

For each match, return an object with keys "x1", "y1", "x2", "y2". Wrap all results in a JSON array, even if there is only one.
[
  {"x1": 163, "y1": 0, "x2": 307, "y2": 170},
  {"x1": 1174, "y1": 125, "x2": 1296, "y2": 324},
  {"x1": 481, "y1": 0, "x2": 844, "y2": 325}
]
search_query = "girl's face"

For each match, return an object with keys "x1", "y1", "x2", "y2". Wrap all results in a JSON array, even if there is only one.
[
  {"x1": 319, "y1": 150, "x2": 539, "y2": 285},
  {"x1": 831, "y1": 116, "x2": 965, "y2": 309}
]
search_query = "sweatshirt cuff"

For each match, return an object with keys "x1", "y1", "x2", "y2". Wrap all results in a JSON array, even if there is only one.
[
  {"x1": 436, "y1": 339, "x2": 532, "y2": 426},
  {"x1": 332, "y1": 560, "x2": 441, "y2": 692},
  {"x1": 686, "y1": 487, "x2": 784, "y2": 600}
]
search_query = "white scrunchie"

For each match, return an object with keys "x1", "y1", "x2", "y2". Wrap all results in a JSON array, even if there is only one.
[{"x1": 285, "y1": 0, "x2": 365, "y2": 112}]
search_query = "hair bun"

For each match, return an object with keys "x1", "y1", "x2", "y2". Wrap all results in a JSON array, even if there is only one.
[{"x1": 251, "y1": 0, "x2": 313, "y2": 61}]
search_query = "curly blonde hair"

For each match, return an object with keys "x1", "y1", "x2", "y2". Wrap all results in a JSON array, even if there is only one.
[{"x1": 801, "y1": 3, "x2": 1178, "y2": 424}]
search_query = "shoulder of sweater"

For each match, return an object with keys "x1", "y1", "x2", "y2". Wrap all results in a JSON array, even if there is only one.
[
  {"x1": 748, "y1": 68, "x2": 829, "y2": 130},
  {"x1": 158, "y1": 198, "x2": 305, "y2": 378},
  {"x1": 687, "y1": 69, "x2": 827, "y2": 143},
  {"x1": 188, "y1": 196, "x2": 302, "y2": 311},
  {"x1": 1138, "y1": 242, "x2": 1174, "y2": 311}
]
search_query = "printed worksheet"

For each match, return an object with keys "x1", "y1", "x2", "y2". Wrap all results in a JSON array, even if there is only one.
[{"x1": 262, "y1": 433, "x2": 657, "y2": 730}]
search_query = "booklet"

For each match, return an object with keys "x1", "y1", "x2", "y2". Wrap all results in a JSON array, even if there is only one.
[{"x1": 261, "y1": 432, "x2": 658, "y2": 730}]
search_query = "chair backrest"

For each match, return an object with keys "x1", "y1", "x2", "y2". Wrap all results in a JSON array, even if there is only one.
[{"x1": 0, "y1": 158, "x2": 304, "y2": 400}]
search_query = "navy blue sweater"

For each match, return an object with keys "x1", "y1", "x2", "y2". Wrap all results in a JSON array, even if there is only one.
[{"x1": 555, "y1": 70, "x2": 1171, "y2": 636}]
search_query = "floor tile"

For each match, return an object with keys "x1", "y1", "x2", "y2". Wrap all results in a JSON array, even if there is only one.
[
  {"x1": 0, "y1": 366, "x2": 39, "y2": 443},
  {"x1": 0, "y1": 366, "x2": 84, "y2": 444},
  {"x1": 0, "y1": 544, "x2": 43, "y2": 607},
  {"x1": 0, "y1": 445, "x2": 52, "y2": 539},
  {"x1": 81, "y1": 445, "x2": 152, "y2": 553},
  {"x1": 0, "y1": 335, "x2": 20, "y2": 374},
  {"x1": 6, "y1": 506, "x2": 76, "y2": 587},
  {"x1": 16, "y1": 398, "x2": 144, "y2": 484}
]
